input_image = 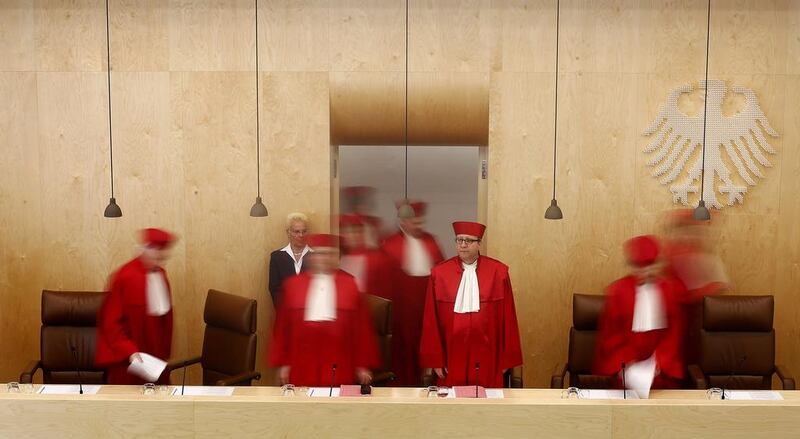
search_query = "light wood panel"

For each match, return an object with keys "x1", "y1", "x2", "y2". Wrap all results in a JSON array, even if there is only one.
[{"x1": 0, "y1": 0, "x2": 799, "y2": 391}]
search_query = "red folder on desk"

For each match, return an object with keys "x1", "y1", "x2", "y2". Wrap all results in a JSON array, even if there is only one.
[{"x1": 453, "y1": 386, "x2": 487, "y2": 398}]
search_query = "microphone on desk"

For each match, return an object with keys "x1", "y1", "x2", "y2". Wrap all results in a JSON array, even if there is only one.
[
  {"x1": 475, "y1": 362, "x2": 480, "y2": 398},
  {"x1": 621, "y1": 362, "x2": 626, "y2": 400},
  {"x1": 181, "y1": 360, "x2": 188, "y2": 396},
  {"x1": 69, "y1": 344, "x2": 84, "y2": 395},
  {"x1": 329, "y1": 363, "x2": 337, "y2": 397},
  {"x1": 721, "y1": 355, "x2": 748, "y2": 400}
]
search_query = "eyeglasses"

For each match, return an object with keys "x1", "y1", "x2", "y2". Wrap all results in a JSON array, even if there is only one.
[{"x1": 455, "y1": 237, "x2": 481, "y2": 245}]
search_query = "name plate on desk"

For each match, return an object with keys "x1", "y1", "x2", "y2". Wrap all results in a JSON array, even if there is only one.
[
  {"x1": 38, "y1": 385, "x2": 101, "y2": 395},
  {"x1": 442, "y1": 387, "x2": 504, "y2": 399},
  {"x1": 176, "y1": 386, "x2": 235, "y2": 396},
  {"x1": 724, "y1": 391, "x2": 783, "y2": 401},
  {"x1": 580, "y1": 390, "x2": 640, "y2": 400}
]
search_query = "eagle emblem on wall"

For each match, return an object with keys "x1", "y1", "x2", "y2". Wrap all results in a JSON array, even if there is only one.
[{"x1": 642, "y1": 80, "x2": 778, "y2": 209}]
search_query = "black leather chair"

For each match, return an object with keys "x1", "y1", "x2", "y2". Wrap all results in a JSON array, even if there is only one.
[
  {"x1": 688, "y1": 295, "x2": 795, "y2": 390},
  {"x1": 365, "y1": 294, "x2": 396, "y2": 385},
  {"x1": 166, "y1": 289, "x2": 261, "y2": 385},
  {"x1": 551, "y1": 293, "x2": 614, "y2": 389},
  {"x1": 20, "y1": 290, "x2": 107, "y2": 384}
]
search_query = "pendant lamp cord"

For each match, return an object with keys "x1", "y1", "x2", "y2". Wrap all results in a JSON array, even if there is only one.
[
  {"x1": 699, "y1": 0, "x2": 711, "y2": 200},
  {"x1": 105, "y1": 0, "x2": 115, "y2": 198},
  {"x1": 551, "y1": 0, "x2": 560, "y2": 200},
  {"x1": 404, "y1": 0, "x2": 409, "y2": 199},
  {"x1": 255, "y1": 0, "x2": 262, "y2": 198}
]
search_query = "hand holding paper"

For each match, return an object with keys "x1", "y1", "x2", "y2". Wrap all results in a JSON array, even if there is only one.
[
  {"x1": 127, "y1": 352, "x2": 167, "y2": 382},
  {"x1": 625, "y1": 355, "x2": 657, "y2": 399}
]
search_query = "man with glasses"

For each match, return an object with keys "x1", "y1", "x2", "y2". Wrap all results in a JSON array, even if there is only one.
[{"x1": 419, "y1": 221, "x2": 523, "y2": 388}]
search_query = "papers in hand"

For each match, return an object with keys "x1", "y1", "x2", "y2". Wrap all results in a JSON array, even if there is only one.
[
  {"x1": 178, "y1": 386, "x2": 235, "y2": 396},
  {"x1": 723, "y1": 390, "x2": 783, "y2": 401},
  {"x1": 38, "y1": 385, "x2": 101, "y2": 395},
  {"x1": 625, "y1": 355, "x2": 657, "y2": 399},
  {"x1": 127, "y1": 353, "x2": 167, "y2": 382}
]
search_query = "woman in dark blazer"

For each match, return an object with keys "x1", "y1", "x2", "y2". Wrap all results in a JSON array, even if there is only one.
[{"x1": 269, "y1": 212, "x2": 311, "y2": 306}]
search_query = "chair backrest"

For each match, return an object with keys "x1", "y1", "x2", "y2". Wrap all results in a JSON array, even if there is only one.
[
  {"x1": 40, "y1": 290, "x2": 107, "y2": 384},
  {"x1": 568, "y1": 293, "x2": 613, "y2": 389},
  {"x1": 700, "y1": 295, "x2": 775, "y2": 389},
  {"x1": 364, "y1": 294, "x2": 392, "y2": 374},
  {"x1": 201, "y1": 289, "x2": 258, "y2": 385}
]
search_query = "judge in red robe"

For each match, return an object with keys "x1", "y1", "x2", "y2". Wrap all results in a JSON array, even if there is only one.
[
  {"x1": 381, "y1": 200, "x2": 445, "y2": 386},
  {"x1": 662, "y1": 209, "x2": 729, "y2": 367},
  {"x1": 95, "y1": 228, "x2": 177, "y2": 384},
  {"x1": 338, "y1": 214, "x2": 395, "y2": 300},
  {"x1": 269, "y1": 234, "x2": 380, "y2": 387},
  {"x1": 420, "y1": 221, "x2": 523, "y2": 388},
  {"x1": 593, "y1": 235, "x2": 686, "y2": 389},
  {"x1": 342, "y1": 186, "x2": 384, "y2": 248}
]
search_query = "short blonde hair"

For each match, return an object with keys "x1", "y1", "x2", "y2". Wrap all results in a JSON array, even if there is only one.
[{"x1": 286, "y1": 212, "x2": 309, "y2": 229}]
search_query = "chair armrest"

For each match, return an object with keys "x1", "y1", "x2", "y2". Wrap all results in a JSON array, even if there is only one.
[
  {"x1": 687, "y1": 364, "x2": 707, "y2": 389},
  {"x1": 550, "y1": 363, "x2": 568, "y2": 389},
  {"x1": 371, "y1": 371, "x2": 396, "y2": 387},
  {"x1": 215, "y1": 370, "x2": 261, "y2": 386},
  {"x1": 775, "y1": 365, "x2": 795, "y2": 390},
  {"x1": 165, "y1": 356, "x2": 202, "y2": 374},
  {"x1": 20, "y1": 360, "x2": 42, "y2": 384}
]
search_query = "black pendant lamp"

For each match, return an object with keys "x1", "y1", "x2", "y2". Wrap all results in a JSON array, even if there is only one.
[
  {"x1": 544, "y1": 0, "x2": 563, "y2": 220},
  {"x1": 250, "y1": 0, "x2": 268, "y2": 217},
  {"x1": 693, "y1": 0, "x2": 712, "y2": 221},
  {"x1": 103, "y1": 0, "x2": 121, "y2": 218},
  {"x1": 397, "y1": 0, "x2": 415, "y2": 219}
]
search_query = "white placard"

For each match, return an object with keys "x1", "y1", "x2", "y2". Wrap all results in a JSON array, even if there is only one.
[{"x1": 38, "y1": 385, "x2": 101, "y2": 395}]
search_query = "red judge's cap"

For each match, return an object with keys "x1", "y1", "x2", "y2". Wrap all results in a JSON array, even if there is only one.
[
  {"x1": 339, "y1": 214, "x2": 364, "y2": 228},
  {"x1": 141, "y1": 228, "x2": 176, "y2": 249},
  {"x1": 308, "y1": 234, "x2": 340, "y2": 249},
  {"x1": 624, "y1": 235, "x2": 659, "y2": 267},
  {"x1": 452, "y1": 221, "x2": 486, "y2": 239}
]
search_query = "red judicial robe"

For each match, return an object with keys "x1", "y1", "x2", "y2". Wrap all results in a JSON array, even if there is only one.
[
  {"x1": 419, "y1": 255, "x2": 523, "y2": 387},
  {"x1": 382, "y1": 231, "x2": 445, "y2": 386},
  {"x1": 95, "y1": 257, "x2": 173, "y2": 384},
  {"x1": 593, "y1": 275, "x2": 686, "y2": 388},
  {"x1": 269, "y1": 270, "x2": 380, "y2": 386},
  {"x1": 339, "y1": 248, "x2": 395, "y2": 300}
]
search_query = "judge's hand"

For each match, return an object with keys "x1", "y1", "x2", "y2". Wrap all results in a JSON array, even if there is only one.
[
  {"x1": 278, "y1": 366, "x2": 291, "y2": 385},
  {"x1": 129, "y1": 353, "x2": 143, "y2": 364},
  {"x1": 356, "y1": 367, "x2": 372, "y2": 385},
  {"x1": 434, "y1": 368, "x2": 447, "y2": 379}
]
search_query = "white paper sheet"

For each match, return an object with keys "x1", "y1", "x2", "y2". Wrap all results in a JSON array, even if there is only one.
[
  {"x1": 581, "y1": 389, "x2": 640, "y2": 400},
  {"x1": 37, "y1": 384, "x2": 101, "y2": 395},
  {"x1": 127, "y1": 353, "x2": 167, "y2": 382},
  {"x1": 723, "y1": 390, "x2": 783, "y2": 401},
  {"x1": 307, "y1": 387, "x2": 340, "y2": 397},
  {"x1": 625, "y1": 355, "x2": 657, "y2": 399},
  {"x1": 176, "y1": 386, "x2": 235, "y2": 396}
]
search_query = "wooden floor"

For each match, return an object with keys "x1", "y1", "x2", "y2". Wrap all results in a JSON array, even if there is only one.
[{"x1": 2, "y1": 386, "x2": 799, "y2": 438}]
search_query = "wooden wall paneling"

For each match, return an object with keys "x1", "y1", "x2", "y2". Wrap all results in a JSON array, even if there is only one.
[
  {"x1": 168, "y1": 0, "x2": 254, "y2": 72},
  {"x1": 411, "y1": 0, "x2": 501, "y2": 73},
  {"x1": 112, "y1": 0, "x2": 170, "y2": 72},
  {"x1": 35, "y1": 72, "x2": 114, "y2": 290},
  {"x1": 34, "y1": 0, "x2": 106, "y2": 72},
  {"x1": 0, "y1": 73, "x2": 43, "y2": 381},
  {"x1": 328, "y1": 0, "x2": 405, "y2": 73},
  {"x1": 0, "y1": 0, "x2": 36, "y2": 71},
  {"x1": 329, "y1": 71, "x2": 405, "y2": 145},
  {"x1": 260, "y1": 0, "x2": 330, "y2": 72},
  {"x1": 774, "y1": 74, "x2": 800, "y2": 379},
  {"x1": 497, "y1": 0, "x2": 555, "y2": 73}
]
